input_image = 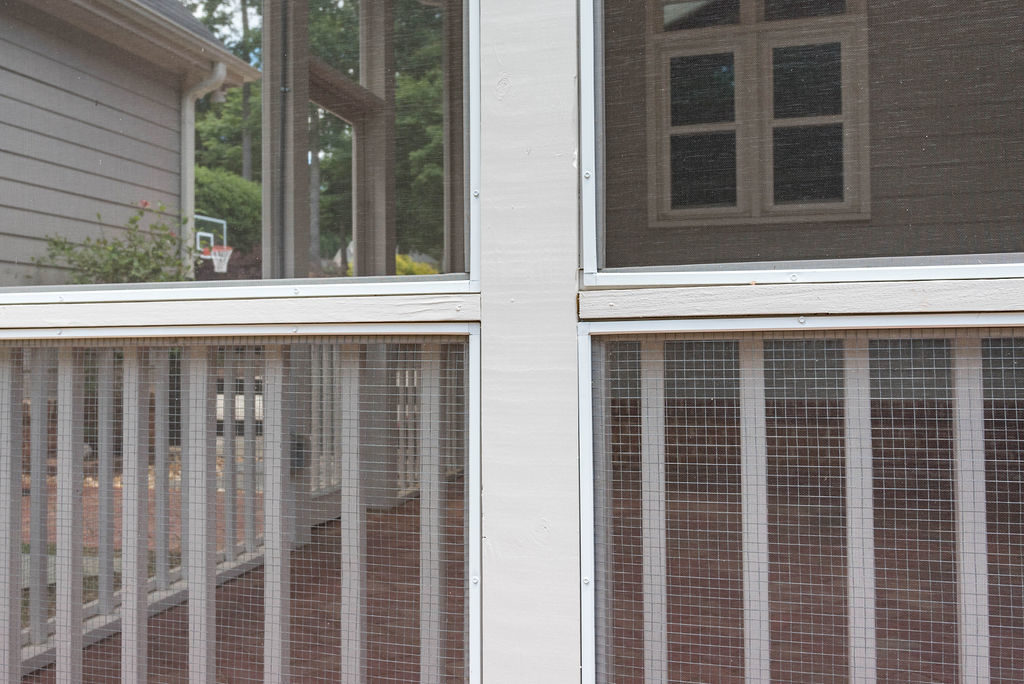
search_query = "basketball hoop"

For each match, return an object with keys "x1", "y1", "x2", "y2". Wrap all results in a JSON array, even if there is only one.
[{"x1": 209, "y1": 245, "x2": 233, "y2": 273}]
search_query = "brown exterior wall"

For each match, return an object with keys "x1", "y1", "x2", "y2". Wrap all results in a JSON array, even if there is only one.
[{"x1": 603, "y1": 0, "x2": 1024, "y2": 268}]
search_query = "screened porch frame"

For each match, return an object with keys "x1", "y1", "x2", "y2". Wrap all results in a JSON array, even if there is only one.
[
  {"x1": 578, "y1": 312, "x2": 1024, "y2": 684},
  {"x1": 0, "y1": 322, "x2": 482, "y2": 684}
]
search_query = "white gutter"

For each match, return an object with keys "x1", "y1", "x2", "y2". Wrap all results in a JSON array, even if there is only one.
[{"x1": 181, "y1": 62, "x2": 227, "y2": 275}]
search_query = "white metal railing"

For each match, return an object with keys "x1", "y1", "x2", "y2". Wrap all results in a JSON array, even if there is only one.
[
  {"x1": 2, "y1": 337, "x2": 467, "y2": 682},
  {"x1": 589, "y1": 329, "x2": 1023, "y2": 683},
  {"x1": 9, "y1": 345, "x2": 269, "y2": 677}
]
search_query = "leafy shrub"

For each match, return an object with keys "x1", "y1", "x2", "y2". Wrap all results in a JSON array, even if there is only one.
[
  {"x1": 194, "y1": 165, "x2": 262, "y2": 251},
  {"x1": 37, "y1": 202, "x2": 195, "y2": 284},
  {"x1": 319, "y1": 253, "x2": 438, "y2": 277},
  {"x1": 396, "y1": 253, "x2": 438, "y2": 275}
]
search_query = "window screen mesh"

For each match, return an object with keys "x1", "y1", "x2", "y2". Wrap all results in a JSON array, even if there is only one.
[
  {"x1": 4, "y1": 336, "x2": 467, "y2": 682},
  {"x1": 599, "y1": 0, "x2": 1024, "y2": 270},
  {"x1": 593, "y1": 330, "x2": 1024, "y2": 683}
]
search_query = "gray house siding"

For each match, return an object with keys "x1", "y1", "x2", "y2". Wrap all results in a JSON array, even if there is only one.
[
  {"x1": 0, "y1": 3, "x2": 182, "y2": 286},
  {"x1": 602, "y1": 0, "x2": 1024, "y2": 268}
]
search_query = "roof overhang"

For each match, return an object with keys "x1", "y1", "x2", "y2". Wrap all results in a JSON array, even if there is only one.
[{"x1": 25, "y1": 0, "x2": 259, "y2": 87}]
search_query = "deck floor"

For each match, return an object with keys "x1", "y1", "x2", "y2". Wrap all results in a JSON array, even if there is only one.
[{"x1": 22, "y1": 487, "x2": 467, "y2": 684}]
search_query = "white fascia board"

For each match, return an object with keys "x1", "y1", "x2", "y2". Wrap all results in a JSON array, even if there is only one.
[
  {"x1": 104, "y1": 0, "x2": 259, "y2": 83},
  {"x1": 33, "y1": 0, "x2": 259, "y2": 86}
]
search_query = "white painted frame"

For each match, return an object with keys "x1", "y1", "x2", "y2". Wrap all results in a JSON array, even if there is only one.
[
  {"x1": 0, "y1": 0, "x2": 480, "y2": 306},
  {"x1": 578, "y1": 313, "x2": 1024, "y2": 683},
  {"x1": 579, "y1": 0, "x2": 1024, "y2": 285},
  {"x1": 0, "y1": 322, "x2": 481, "y2": 684}
]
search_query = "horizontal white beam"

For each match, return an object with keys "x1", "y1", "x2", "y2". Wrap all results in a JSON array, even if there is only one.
[
  {"x1": 0, "y1": 294, "x2": 480, "y2": 331},
  {"x1": 0, "y1": 322, "x2": 479, "y2": 341},
  {"x1": 580, "y1": 280, "x2": 1024, "y2": 321},
  {"x1": 583, "y1": 262, "x2": 1024, "y2": 288},
  {"x1": 582, "y1": 313, "x2": 1024, "y2": 336},
  {"x1": 0, "y1": 276, "x2": 475, "y2": 306}
]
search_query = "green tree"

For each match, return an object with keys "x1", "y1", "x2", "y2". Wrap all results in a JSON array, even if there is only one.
[
  {"x1": 196, "y1": 83, "x2": 263, "y2": 180},
  {"x1": 187, "y1": 0, "x2": 262, "y2": 180},
  {"x1": 192, "y1": 0, "x2": 451, "y2": 266},
  {"x1": 393, "y1": 0, "x2": 445, "y2": 259}
]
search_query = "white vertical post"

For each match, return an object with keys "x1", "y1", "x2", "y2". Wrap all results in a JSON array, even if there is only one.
[
  {"x1": 311, "y1": 345, "x2": 323, "y2": 491},
  {"x1": 185, "y1": 346, "x2": 216, "y2": 684},
  {"x1": 340, "y1": 344, "x2": 365, "y2": 682},
  {"x1": 639, "y1": 339, "x2": 667, "y2": 684},
  {"x1": 844, "y1": 337, "x2": 878, "y2": 684},
  {"x1": 467, "y1": 331, "x2": 481, "y2": 684},
  {"x1": 328, "y1": 345, "x2": 340, "y2": 488},
  {"x1": 0, "y1": 349, "x2": 22, "y2": 682},
  {"x1": 153, "y1": 350, "x2": 170, "y2": 589},
  {"x1": 738, "y1": 337, "x2": 770, "y2": 684},
  {"x1": 284, "y1": 345, "x2": 312, "y2": 547},
  {"x1": 953, "y1": 338, "x2": 991, "y2": 684},
  {"x1": 589, "y1": 340, "x2": 610, "y2": 683},
  {"x1": 420, "y1": 345, "x2": 443, "y2": 684},
  {"x1": 121, "y1": 347, "x2": 149, "y2": 683},
  {"x1": 243, "y1": 348, "x2": 258, "y2": 554},
  {"x1": 224, "y1": 347, "x2": 237, "y2": 561},
  {"x1": 263, "y1": 345, "x2": 289, "y2": 684},
  {"x1": 28, "y1": 349, "x2": 49, "y2": 645},
  {"x1": 180, "y1": 349, "x2": 190, "y2": 582},
  {"x1": 55, "y1": 346, "x2": 82, "y2": 683},
  {"x1": 327, "y1": 345, "x2": 339, "y2": 487},
  {"x1": 395, "y1": 348, "x2": 408, "y2": 495},
  {"x1": 97, "y1": 349, "x2": 115, "y2": 615}
]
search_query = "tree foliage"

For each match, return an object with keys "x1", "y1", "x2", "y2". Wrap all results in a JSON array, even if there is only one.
[
  {"x1": 196, "y1": 83, "x2": 263, "y2": 179},
  {"x1": 192, "y1": 0, "x2": 451, "y2": 266},
  {"x1": 195, "y1": 165, "x2": 262, "y2": 251}
]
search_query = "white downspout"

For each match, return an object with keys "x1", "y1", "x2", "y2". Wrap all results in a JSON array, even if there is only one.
[{"x1": 181, "y1": 62, "x2": 227, "y2": 275}]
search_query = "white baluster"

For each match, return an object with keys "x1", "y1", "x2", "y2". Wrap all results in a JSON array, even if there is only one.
[
  {"x1": 121, "y1": 347, "x2": 149, "y2": 682},
  {"x1": 639, "y1": 340, "x2": 667, "y2": 684},
  {"x1": 0, "y1": 349, "x2": 22, "y2": 681},
  {"x1": 184, "y1": 346, "x2": 216, "y2": 684},
  {"x1": 243, "y1": 348, "x2": 257, "y2": 554},
  {"x1": 153, "y1": 350, "x2": 170, "y2": 589},
  {"x1": 340, "y1": 345, "x2": 365, "y2": 683},
  {"x1": 420, "y1": 345, "x2": 443, "y2": 683},
  {"x1": 844, "y1": 338, "x2": 878, "y2": 684},
  {"x1": 223, "y1": 348, "x2": 237, "y2": 561},
  {"x1": 55, "y1": 347, "x2": 82, "y2": 683},
  {"x1": 97, "y1": 349, "x2": 115, "y2": 615},
  {"x1": 953, "y1": 337, "x2": 991, "y2": 683},
  {"x1": 28, "y1": 349, "x2": 49, "y2": 645},
  {"x1": 738, "y1": 338, "x2": 770, "y2": 684},
  {"x1": 263, "y1": 345, "x2": 289, "y2": 684}
]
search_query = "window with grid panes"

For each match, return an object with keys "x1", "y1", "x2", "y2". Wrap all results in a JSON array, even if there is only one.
[{"x1": 649, "y1": 0, "x2": 867, "y2": 223}]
